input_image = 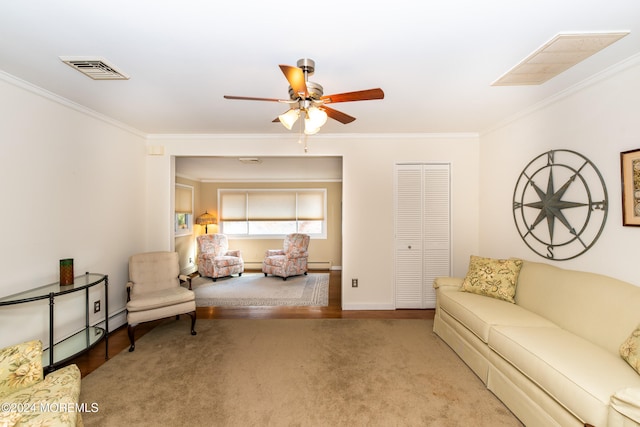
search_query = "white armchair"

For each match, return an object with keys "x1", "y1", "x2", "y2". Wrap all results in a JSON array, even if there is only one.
[{"x1": 126, "y1": 251, "x2": 196, "y2": 352}]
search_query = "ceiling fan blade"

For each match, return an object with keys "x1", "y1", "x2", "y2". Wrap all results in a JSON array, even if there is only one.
[
  {"x1": 279, "y1": 65, "x2": 308, "y2": 97},
  {"x1": 321, "y1": 88, "x2": 384, "y2": 104},
  {"x1": 323, "y1": 106, "x2": 356, "y2": 124},
  {"x1": 223, "y1": 95, "x2": 282, "y2": 102}
]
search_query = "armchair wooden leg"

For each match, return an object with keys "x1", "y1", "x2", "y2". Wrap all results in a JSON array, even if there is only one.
[
  {"x1": 128, "y1": 324, "x2": 137, "y2": 352},
  {"x1": 187, "y1": 311, "x2": 197, "y2": 336}
]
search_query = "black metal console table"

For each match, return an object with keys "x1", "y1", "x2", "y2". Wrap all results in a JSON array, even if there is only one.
[{"x1": 0, "y1": 273, "x2": 109, "y2": 371}]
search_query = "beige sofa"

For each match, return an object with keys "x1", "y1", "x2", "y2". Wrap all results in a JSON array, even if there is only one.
[{"x1": 434, "y1": 258, "x2": 640, "y2": 427}]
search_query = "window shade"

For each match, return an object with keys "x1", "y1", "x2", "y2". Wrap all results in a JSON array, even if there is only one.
[
  {"x1": 248, "y1": 191, "x2": 296, "y2": 220},
  {"x1": 219, "y1": 189, "x2": 325, "y2": 221},
  {"x1": 175, "y1": 185, "x2": 193, "y2": 213},
  {"x1": 220, "y1": 192, "x2": 246, "y2": 220},
  {"x1": 297, "y1": 191, "x2": 324, "y2": 220}
]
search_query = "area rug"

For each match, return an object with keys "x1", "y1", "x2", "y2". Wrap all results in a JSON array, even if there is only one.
[
  {"x1": 191, "y1": 273, "x2": 328, "y2": 307},
  {"x1": 79, "y1": 318, "x2": 522, "y2": 426}
]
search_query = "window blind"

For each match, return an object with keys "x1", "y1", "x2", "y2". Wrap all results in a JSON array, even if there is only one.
[
  {"x1": 219, "y1": 189, "x2": 325, "y2": 221},
  {"x1": 175, "y1": 185, "x2": 193, "y2": 214}
]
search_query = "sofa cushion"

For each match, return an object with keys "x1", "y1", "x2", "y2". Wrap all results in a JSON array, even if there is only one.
[
  {"x1": 461, "y1": 256, "x2": 522, "y2": 303},
  {"x1": 0, "y1": 340, "x2": 43, "y2": 398},
  {"x1": 620, "y1": 324, "x2": 640, "y2": 375},
  {"x1": 437, "y1": 287, "x2": 557, "y2": 343},
  {"x1": 126, "y1": 286, "x2": 195, "y2": 312},
  {"x1": 515, "y1": 260, "x2": 640, "y2": 355},
  {"x1": 213, "y1": 255, "x2": 243, "y2": 268},
  {"x1": 489, "y1": 325, "x2": 640, "y2": 426}
]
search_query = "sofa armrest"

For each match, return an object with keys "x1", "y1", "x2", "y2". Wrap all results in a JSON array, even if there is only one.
[
  {"x1": 2, "y1": 364, "x2": 82, "y2": 427},
  {"x1": 265, "y1": 249, "x2": 285, "y2": 257},
  {"x1": 611, "y1": 387, "x2": 640, "y2": 424},
  {"x1": 433, "y1": 276, "x2": 463, "y2": 290},
  {"x1": 224, "y1": 250, "x2": 242, "y2": 258},
  {"x1": 126, "y1": 281, "x2": 134, "y2": 301},
  {"x1": 0, "y1": 340, "x2": 44, "y2": 399},
  {"x1": 286, "y1": 249, "x2": 308, "y2": 259}
]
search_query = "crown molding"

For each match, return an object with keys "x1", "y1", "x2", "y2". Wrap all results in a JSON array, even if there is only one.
[
  {"x1": 481, "y1": 52, "x2": 640, "y2": 136},
  {"x1": 0, "y1": 70, "x2": 145, "y2": 138}
]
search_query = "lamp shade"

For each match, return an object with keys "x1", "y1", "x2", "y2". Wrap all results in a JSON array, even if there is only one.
[
  {"x1": 196, "y1": 211, "x2": 216, "y2": 226},
  {"x1": 196, "y1": 211, "x2": 217, "y2": 234},
  {"x1": 278, "y1": 109, "x2": 300, "y2": 130},
  {"x1": 304, "y1": 107, "x2": 328, "y2": 135}
]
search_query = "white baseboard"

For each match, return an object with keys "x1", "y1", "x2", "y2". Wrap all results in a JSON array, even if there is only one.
[
  {"x1": 341, "y1": 303, "x2": 396, "y2": 310},
  {"x1": 93, "y1": 309, "x2": 127, "y2": 333},
  {"x1": 244, "y1": 261, "x2": 336, "y2": 270}
]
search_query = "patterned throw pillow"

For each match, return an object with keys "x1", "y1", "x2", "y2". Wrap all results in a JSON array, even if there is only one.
[
  {"x1": 620, "y1": 325, "x2": 640, "y2": 375},
  {"x1": 461, "y1": 256, "x2": 523, "y2": 303},
  {"x1": 0, "y1": 340, "x2": 43, "y2": 398}
]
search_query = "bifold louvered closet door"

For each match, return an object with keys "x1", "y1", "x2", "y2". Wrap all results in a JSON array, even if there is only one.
[{"x1": 394, "y1": 163, "x2": 451, "y2": 309}]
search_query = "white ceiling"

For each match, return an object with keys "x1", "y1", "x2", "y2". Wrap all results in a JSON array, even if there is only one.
[
  {"x1": 177, "y1": 156, "x2": 343, "y2": 182},
  {"x1": 2, "y1": 1, "x2": 640, "y2": 137}
]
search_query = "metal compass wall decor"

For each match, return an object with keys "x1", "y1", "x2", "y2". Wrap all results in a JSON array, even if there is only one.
[{"x1": 512, "y1": 149, "x2": 608, "y2": 261}]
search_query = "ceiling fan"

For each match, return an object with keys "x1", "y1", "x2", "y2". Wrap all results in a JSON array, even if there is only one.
[{"x1": 224, "y1": 58, "x2": 384, "y2": 135}]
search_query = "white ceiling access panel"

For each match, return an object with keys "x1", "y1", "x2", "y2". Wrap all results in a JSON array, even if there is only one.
[{"x1": 492, "y1": 32, "x2": 630, "y2": 86}]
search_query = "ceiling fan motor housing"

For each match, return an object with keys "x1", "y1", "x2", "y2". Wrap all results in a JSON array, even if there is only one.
[
  {"x1": 297, "y1": 58, "x2": 315, "y2": 75},
  {"x1": 288, "y1": 81, "x2": 323, "y2": 101}
]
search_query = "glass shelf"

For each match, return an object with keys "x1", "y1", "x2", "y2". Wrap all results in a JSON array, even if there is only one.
[
  {"x1": 0, "y1": 273, "x2": 109, "y2": 371},
  {"x1": 0, "y1": 273, "x2": 106, "y2": 305},
  {"x1": 42, "y1": 327, "x2": 105, "y2": 367}
]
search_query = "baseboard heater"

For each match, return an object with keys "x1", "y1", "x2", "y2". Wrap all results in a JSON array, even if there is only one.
[{"x1": 244, "y1": 261, "x2": 332, "y2": 270}]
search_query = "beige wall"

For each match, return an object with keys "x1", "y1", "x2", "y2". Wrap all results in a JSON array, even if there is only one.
[
  {"x1": 197, "y1": 181, "x2": 342, "y2": 269},
  {"x1": 146, "y1": 134, "x2": 480, "y2": 310},
  {"x1": 0, "y1": 75, "x2": 147, "y2": 349},
  {"x1": 175, "y1": 176, "x2": 201, "y2": 274},
  {"x1": 479, "y1": 58, "x2": 640, "y2": 286}
]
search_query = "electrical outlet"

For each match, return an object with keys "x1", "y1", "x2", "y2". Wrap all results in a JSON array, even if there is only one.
[
  {"x1": 93, "y1": 300, "x2": 101, "y2": 313},
  {"x1": 189, "y1": 257, "x2": 193, "y2": 264},
  {"x1": 352, "y1": 278, "x2": 358, "y2": 288}
]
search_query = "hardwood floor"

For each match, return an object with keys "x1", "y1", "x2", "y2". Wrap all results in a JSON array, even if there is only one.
[{"x1": 71, "y1": 270, "x2": 434, "y2": 377}]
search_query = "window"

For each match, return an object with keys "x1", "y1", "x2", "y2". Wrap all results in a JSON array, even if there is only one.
[
  {"x1": 219, "y1": 189, "x2": 326, "y2": 238},
  {"x1": 175, "y1": 184, "x2": 194, "y2": 236}
]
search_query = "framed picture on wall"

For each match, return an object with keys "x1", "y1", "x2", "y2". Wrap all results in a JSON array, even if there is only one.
[{"x1": 620, "y1": 148, "x2": 640, "y2": 226}]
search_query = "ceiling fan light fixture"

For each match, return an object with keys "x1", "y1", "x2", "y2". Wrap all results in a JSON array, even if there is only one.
[
  {"x1": 278, "y1": 109, "x2": 300, "y2": 130},
  {"x1": 304, "y1": 107, "x2": 328, "y2": 135}
]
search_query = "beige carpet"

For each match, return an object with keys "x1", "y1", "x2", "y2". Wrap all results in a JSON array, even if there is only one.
[
  {"x1": 192, "y1": 273, "x2": 328, "y2": 307},
  {"x1": 80, "y1": 319, "x2": 522, "y2": 427}
]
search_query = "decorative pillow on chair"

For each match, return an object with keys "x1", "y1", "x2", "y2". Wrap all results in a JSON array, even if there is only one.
[
  {"x1": 620, "y1": 324, "x2": 640, "y2": 375},
  {"x1": 461, "y1": 256, "x2": 523, "y2": 303},
  {"x1": 0, "y1": 340, "x2": 44, "y2": 398}
]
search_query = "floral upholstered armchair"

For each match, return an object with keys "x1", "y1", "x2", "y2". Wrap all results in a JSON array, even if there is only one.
[
  {"x1": 0, "y1": 340, "x2": 82, "y2": 427},
  {"x1": 197, "y1": 234, "x2": 244, "y2": 281},
  {"x1": 262, "y1": 233, "x2": 310, "y2": 280}
]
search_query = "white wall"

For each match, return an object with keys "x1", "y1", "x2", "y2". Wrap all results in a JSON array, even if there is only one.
[
  {"x1": 0, "y1": 75, "x2": 148, "y2": 349},
  {"x1": 145, "y1": 133, "x2": 480, "y2": 309},
  {"x1": 479, "y1": 56, "x2": 640, "y2": 286}
]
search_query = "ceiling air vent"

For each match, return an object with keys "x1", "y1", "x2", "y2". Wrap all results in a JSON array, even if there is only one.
[
  {"x1": 59, "y1": 56, "x2": 130, "y2": 80},
  {"x1": 492, "y1": 32, "x2": 629, "y2": 86}
]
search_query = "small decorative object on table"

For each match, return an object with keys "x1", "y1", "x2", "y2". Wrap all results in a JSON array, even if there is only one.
[{"x1": 59, "y1": 258, "x2": 74, "y2": 285}]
